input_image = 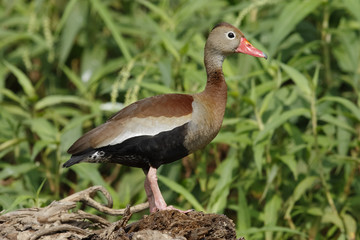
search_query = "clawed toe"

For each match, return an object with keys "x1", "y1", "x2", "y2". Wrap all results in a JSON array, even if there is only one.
[{"x1": 155, "y1": 205, "x2": 194, "y2": 213}]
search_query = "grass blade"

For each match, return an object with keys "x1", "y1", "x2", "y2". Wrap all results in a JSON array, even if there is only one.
[
  {"x1": 137, "y1": 0, "x2": 174, "y2": 28},
  {"x1": 158, "y1": 175, "x2": 205, "y2": 212},
  {"x1": 242, "y1": 226, "x2": 307, "y2": 238},
  {"x1": 254, "y1": 108, "x2": 309, "y2": 144},
  {"x1": 269, "y1": 0, "x2": 322, "y2": 56},
  {"x1": 343, "y1": 0, "x2": 360, "y2": 22},
  {"x1": 35, "y1": 95, "x2": 91, "y2": 110},
  {"x1": 207, "y1": 150, "x2": 238, "y2": 213},
  {"x1": 61, "y1": 65, "x2": 87, "y2": 94},
  {"x1": 319, "y1": 96, "x2": 360, "y2": 121},
  {"x1": 285, "y1": 176, "x2": 319, "y2": 220},
  {"x1": 91, "y1": 0, "x2": 131, "y2": 61},
  {"x1": 3, "y1": 61, "x2": 36, "y2": 99},
  {"x1": 264, "y1": 194, "x2": 282, "y2": 240},
  {"x1": 280, "y1": 63, "x2": 311, "y2": 96},
  {"x1": 58, "y1": 0, "x2": 88, "y2": 65}
]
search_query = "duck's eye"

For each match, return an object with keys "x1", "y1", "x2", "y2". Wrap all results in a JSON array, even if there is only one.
[{"x1": 226, "y1": 31, "x2": 235, "y2": 39}]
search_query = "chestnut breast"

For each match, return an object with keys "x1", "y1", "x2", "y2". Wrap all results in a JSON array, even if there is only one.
[{"x1": 184, "y1": 90, "x2": 227, "y2": 152}]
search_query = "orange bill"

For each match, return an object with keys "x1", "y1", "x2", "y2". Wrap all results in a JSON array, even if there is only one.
[{"x1": 236, "y1": 37, "x2": 268, "y2": 59}]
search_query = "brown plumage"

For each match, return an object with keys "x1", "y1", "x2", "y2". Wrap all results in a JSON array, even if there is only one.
[
  {"x1": 63, "y1": 22, "x2": 267, "y2": 213},
  {"x1": 67, "y1": 94, "x2": 194, "y2": 155}
]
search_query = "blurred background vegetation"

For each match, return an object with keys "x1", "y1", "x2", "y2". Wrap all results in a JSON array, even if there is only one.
[{"x1": 1, "y1": 0, "x2": 359, "y2": 239}]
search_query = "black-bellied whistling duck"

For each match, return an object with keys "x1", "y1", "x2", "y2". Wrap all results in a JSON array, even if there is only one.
[{"x1": 63, "y1": 22, "x2": 267, "y2": 213}]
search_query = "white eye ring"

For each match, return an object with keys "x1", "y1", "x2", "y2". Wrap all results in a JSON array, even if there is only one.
[{"x1": 226, "y1": 31, "x2": 236, "y2": 40}]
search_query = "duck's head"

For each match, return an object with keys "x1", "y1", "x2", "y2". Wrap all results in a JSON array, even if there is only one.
[{"x1": 205, "y1": 22, "x2": 267, "y2": 59}]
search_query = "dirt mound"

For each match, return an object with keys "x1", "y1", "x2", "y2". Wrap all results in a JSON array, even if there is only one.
[{"x1": 126, "y1": 210, "x2": 237, "y2": 240}]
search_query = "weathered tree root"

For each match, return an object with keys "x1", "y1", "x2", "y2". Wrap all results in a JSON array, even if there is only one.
[
  {"x1": 0, "y1": 186, "x2": 148, "y2": 240},
  {"x1": 0, "y1": 186, "x2": 240, "y2": 240},
  {"x1": 59, "y1": 185, "x2": 149, "y2": 216}
]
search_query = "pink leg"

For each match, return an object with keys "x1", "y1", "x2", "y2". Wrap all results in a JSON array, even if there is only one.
[
  {"x1": 144, "y1": 176, "x2": 157, "y2": 213},
  {"x1": 145, "y1": 166, "x2": 191, "y2": 213}
]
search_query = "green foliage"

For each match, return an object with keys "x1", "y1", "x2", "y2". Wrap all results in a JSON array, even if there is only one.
[{"x1": 1, "y1": 0, "x2": 359, "y2": 239}]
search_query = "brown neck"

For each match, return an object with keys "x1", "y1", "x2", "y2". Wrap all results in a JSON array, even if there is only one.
[
  {"x1": 203, "y1": 47, "x2": 227, "y2": 95},
  {"x1": 204, "y1": 70, "x2": 227, "y2": 95}
]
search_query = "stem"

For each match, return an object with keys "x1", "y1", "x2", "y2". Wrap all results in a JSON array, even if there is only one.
[
  {"x1": 310, "y1": 80, "x2": 344, "y2": 233},
  {"x1": 55, "y1": 136, "x2": 61, "y2": 199},
  {"x1": 321, "y1": 1, "x2": 332, "y2": 88},
  {"x1": 310, "y1": 94, "x2": 318, "y2": 154}
]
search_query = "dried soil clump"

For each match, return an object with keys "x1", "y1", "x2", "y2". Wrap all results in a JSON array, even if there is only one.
[{"x1": 127, "y1": 210, "x2": 237, "y2": 240}]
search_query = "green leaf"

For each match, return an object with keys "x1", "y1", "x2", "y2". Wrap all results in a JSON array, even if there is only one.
[
  {"x1": 293, "y1": 176, "x2": 318, "y2": 202},
  {"x1": 264, "y1": 194, "x2": 282, "y2": 240},
  {"x1": 152, "y1": 21, "x2": 181, "y2": 61},
  {"x1": 342, "y1": 213, "x2": 357, "y2": 240},
  {"x1": 0, "y1": 138, "x2": 25, "y2": 152},
  {"x1": 34, "y1": 95, "x2": 91, "y2": 110},
  {"x1": 158, "y1": 175, "x2": 204, "y2": 212},
  {"x1": 285, "y1": 176, "x2": 318, "y2": 219},
  {"x1": 336, "y1": 115, "x2": 352, "y2": 156},
  {"x1": 0, "y1": 163, "x2": 37, "y2": 180},
  {"x1": 61, "y1": 65, "x2": 87, "y2": 94},
  {"x1": 3, "y1": 195, "x2": 34, "y2": 213},
  {"x1": 332, "y1": 31, "x2": 360, "y2": 73},
  {"x1": 280, "y1": 63, "x2": 311, "y2": 96},
  {"x1": 3, "y1": 60, "x2": 36, "y2": 99},
  {"x1": 1, "y1": 104, "x2": 31, "y2": 119},
  {"x1": 319, "y1": 96, "x2": 360, "y2": 121},
  {"x1": 91, "y1": 0, "x2": 131, "y2": 61},
  {"x1": 321, "y1": 211, "x2": 344, "y2": 231},
  {"x1": 242, "y1": 226, "x2": 307, "y2": 237},
  {"x1": 27, "y1": 118, "x2": 57, "y2": 141},
  {"x1": 255, "y1": 108, "x2": 309, "y2": 144},
  {"x1": 343, "y1": 0, "x2": 360, "y2": 22},
  {"x1": 253, "y1": 142, "x2": 265, "y2": 174},
  {"x1": 158, "y1": 59, "x2": 173, "y2": 87},
  {"x1": 207, "y1": 150, "x2": 238, "y2": 213},
  {"x1": 0, "y1": 32, "x2": 45, "y2": 50},
  {"x1": 81, "y1": 46, "x2": 106, "y2": 84},
  {"x1": 0, "y1": 88, "x2": 23, "y2": 106},
  {"x1": 35, "y1": 178, "x2": 47, "y2": 207},
  {"x1": 113, "y1": 170, "x2": 145, "y2": 208},
  {"x1": 306, "y1": 207, "x2": 323, "y2": 216},
  {"x1": 55, "y1": 0, "x2": 79, "y2": 34},
  {"x1": 319, "y1": 114, "x2": 356, "y2": 133},
  {"x1": 140, "y1": 81, "x2": 175, "y2": 94},
  {"x1": 58, "y1": 0, "x2": 89, "y2": 65},
  {"x1": 279, "y1": 155, "x2": 298, "y2": 180},
  {"x1": 261, "y1": 165, "x2": 279, "y2": 202},
  {"x1": 312, "y1": 64, "x2": 320, "y2": 89},
  {"x1": 88, "y1": 58, "x2": 124, "y2": 87},
  {"x1": 212, "y1": 131, "x2": 241, "y2": 146},
  {"x1": 137, "y1": 0, "x2": 174, "y2": 28},
  {"x1": 71, "y1": 164, "x2": 107, "y2": 186},
  {"x1": 236, "y1": 185, "x2": 251, "y2": 233},
  {"x1": 269, "y1": 0, "x2": 322, "y2": 55},
  {"x1": 259, "y1": 91, "x2": 274, "y2": 117}
]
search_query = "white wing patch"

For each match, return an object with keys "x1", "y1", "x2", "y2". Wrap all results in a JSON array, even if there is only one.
[
  {"x1": 100, "y1": 115, "x2": 191, "y2": 147},
  {"x1": 86, "y1": 150, "x2": 106, "y2": 163}
]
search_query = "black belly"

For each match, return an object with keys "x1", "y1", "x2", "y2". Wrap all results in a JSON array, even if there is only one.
[{"x1": 67, "y1": 123, "x2": 190, "y2": 169}]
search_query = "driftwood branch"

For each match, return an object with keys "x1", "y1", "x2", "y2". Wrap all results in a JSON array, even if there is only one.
[
  {"x1": 59, "y1": 185, "x2": 149, "y2": 216},
  {"x1": 0, "y1": 186, "x2": 148, "y2": 240},
  {"x1": 0, "y1": 186, "x2": 239, "y2": 240}
]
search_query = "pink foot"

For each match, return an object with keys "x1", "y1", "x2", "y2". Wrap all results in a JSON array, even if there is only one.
[
  {"x1": 155, "y1": 204, "x2": 193, "y2": 213},
  {"x1": 144, "y1": 167, "x2": 194, "y2": 214}
]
